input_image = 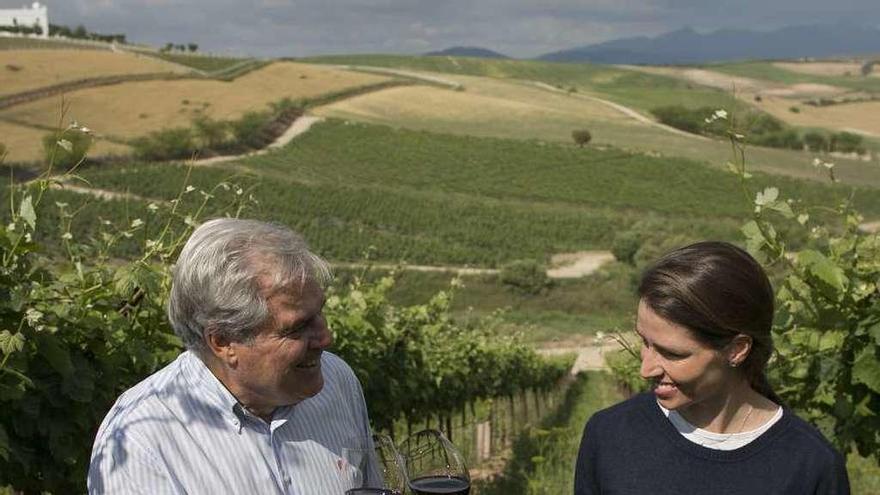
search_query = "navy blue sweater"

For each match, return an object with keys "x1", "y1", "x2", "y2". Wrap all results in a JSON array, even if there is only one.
[{"x1": 575, "y1": 393, "x2": 850, "y2": 494}]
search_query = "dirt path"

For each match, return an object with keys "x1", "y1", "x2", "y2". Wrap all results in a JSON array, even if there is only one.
[
  {"x1": 537, "y1": 337, "x2": 624, "y2": 374},
  {"x1": 547, "y1": 251, "x2": 615, "y2": 278},
  {"x1": 192, "y1": 115, "x2": 325, "y2": 166},
  {"x1": 335, "y1": 251, "x2": 614, "y2": 279},
  {"x1": 860, "y1": 221, "x2": 880, "y2": 233}
]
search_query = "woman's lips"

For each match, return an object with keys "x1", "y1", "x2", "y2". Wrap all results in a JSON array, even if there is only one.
[{"x1": 654, "y1": 381, "x2": 678, "y2": 400}]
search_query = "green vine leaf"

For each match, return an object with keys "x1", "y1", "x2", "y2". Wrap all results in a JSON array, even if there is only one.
[
  {"x1": 852, "y1": 347, "x2": 880, "y2": 394},
  {"x1": 0, "y1": 330, "x2": 25, "y2": 355},
  {"x1": 797, "y1": 249, "x2": 848, "y2": 294},
  {"x1": 19, "y1": 195, "x2": 36, "y2": 231}
]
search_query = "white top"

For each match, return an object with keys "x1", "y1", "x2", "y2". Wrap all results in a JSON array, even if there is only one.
[
  {"x1": 658, "y1": 402, "x2": 783, "y2": 450},
  {"x1": 89, "y1": 351, "x2": 373, "y2": 494}
]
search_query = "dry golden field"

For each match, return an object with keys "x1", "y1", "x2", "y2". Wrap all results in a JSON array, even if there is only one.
[
  {"x1": 0, "y1": 49, "x2": 190, "y2": 97},
  {"x1": 0, "y1": 62, "x2": 391, "y2": 141},
  {"x1": 0, "y1": 120, "x2": 130, "y2": 163},
  {"x1": 314, "y1": 72, "x2": 641, "y2": 142},
  {"x1": 758, "y1": 97, "x2": 880, "y2": 137},
  {"x1": 773, "y1": 61, "x2": 880, "y2": 78}
]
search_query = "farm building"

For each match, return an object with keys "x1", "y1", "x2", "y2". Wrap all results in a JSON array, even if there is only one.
[{"x1": 0, "y1": 2, "x2": 49, "y2": 38}]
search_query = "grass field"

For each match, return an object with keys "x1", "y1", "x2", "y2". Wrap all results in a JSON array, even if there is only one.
[
  {"x1": 314, "y1": 75, "x2": 638, "y2": 143},
  {"x1": 306, "y1": 54, "x2": 748, "y2": 114},
  {"x1": 70, "y1": 120, "x2": 880, "y2": 268},
  {"x1": 0, "y1": 49, "x2": 189, "y2": 97},
  {"x1": 0, "y1": 62, "x2": 391, "y2": 143}
]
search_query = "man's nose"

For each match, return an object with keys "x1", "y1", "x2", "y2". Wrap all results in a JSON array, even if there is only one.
[
  {"x1": 639, "y1": 346, "x2": 662, "y2": 379},
  {"x1": 310, "y1": 315, "x2": 333, "y2": 349}
]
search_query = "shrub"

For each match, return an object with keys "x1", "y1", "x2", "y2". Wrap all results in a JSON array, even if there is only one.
[
  {"x1": 611, "y1": 231, "x2": 641, "y2": 265},
  {"x1": 804, "y1": 131, "x2": 829, "y2": 152},
  {"x1": 131, "y1": 127, "x2": 196, "y2": 161},
  {"x1": 571, "y1": 129, "x2": 592, "y2": 147},
  {"x1": 41, "y1": 130, "x2": 92, "y2": 170},
  {"x1": 192, "y1": 115, "x2": 228, "y2": 149},
  {"x1": 651, "y1": 105, "x2": 703, "y2": 134},
  {"x1": 230, "y1": 111, "x2": 271, "y2": 149},
  {"x1": 500, "y1": 259, "x2": 551, "y2": 295},
  {"x1": 789, "y1": 106, "x2": 800, "y2": 113},
  {"x1": 750, "y1": 130, "x2": 803, "y2": 150},
  {"x1": 830, "y1": 132, "x2": 865, "y2": 154}
]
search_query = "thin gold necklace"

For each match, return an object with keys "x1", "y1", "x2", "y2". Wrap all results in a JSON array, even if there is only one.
[{"x1": 728, "y1": 403, "x2": 754, "y2": 436}]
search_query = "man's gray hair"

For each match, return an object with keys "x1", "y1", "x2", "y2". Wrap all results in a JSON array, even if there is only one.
[{"x1": 167, "y1": 218, "x2": 331, "y2": 355}]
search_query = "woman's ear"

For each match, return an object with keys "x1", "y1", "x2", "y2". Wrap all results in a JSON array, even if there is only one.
[{"x1": 726, "y1": 334, "x2": 753, "y2": 368}]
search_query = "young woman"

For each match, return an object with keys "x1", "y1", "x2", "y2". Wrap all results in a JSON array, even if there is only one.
[{"x1": 575, "y1": 241, "x2": 849, "y2": 494}]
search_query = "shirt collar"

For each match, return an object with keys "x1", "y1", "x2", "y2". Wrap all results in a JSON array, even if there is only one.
[{"x1": 179, "y1": 351, "x2": 245, "y2": 429}]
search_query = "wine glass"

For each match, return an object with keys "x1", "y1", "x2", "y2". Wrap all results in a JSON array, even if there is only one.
[
  {"x1": 340, "y1": 433, "x2": 407, "y2": 495},
  {"x1": 400, "y1": 429, "x2": 470, "y2": 495}
]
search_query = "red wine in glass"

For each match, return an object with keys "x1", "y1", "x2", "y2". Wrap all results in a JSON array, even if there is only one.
[
  {"x1": 345, "y1": 488, "x2": 401, "y2": 495},
  {"x1": 409, "y1": 475, "x2": 470, "y2": 495}
]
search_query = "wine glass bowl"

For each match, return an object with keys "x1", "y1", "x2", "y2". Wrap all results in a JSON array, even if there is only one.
[
  {"x1": 341, "y1": 433, "x2": 407, "y2": 495},
  {"x1": 400, "y1": 429, "x2": 470, "y2": 495}
]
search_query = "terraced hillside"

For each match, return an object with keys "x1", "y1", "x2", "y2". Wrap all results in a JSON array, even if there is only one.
[
  {"x1": 0, "y1": 60, "x2": 392, "y2": 161},
  {"x1": 0, "y1": 49, "x2": 190, "y2": 97},
  {"x1": 308, "y1": 56, "x2": 880, "y2": 186}
]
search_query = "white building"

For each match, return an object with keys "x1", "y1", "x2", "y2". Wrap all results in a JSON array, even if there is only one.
[{"x1": 0, "y1": 2, "x2": 49, "y2": 38}]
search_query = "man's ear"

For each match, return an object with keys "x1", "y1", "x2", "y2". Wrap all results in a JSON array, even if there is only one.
[
  {"x1": 206, "y1": 330, "x2": 238, "y2": 367},
  {"x1": 727, "y1": 334, "x2": 753, "y2": 368}
]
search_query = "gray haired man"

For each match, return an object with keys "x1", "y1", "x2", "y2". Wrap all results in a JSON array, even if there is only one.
[{"x1": 89, "y1": 218, "x2": 373, "y2": 494}]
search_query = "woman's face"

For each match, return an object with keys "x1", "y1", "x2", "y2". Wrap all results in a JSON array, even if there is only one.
[{"x1": 636, "y1": 299, "x2": 737, "y2": 412}]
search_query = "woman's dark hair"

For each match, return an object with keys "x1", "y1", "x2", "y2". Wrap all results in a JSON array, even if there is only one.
[{"x1": 638, "y1": 241, "x2": 781, "y2": 404}]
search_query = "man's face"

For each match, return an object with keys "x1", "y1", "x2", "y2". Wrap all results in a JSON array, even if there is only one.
[{"x1": 228, "y1": 276, "x2": 332, "y2": 411}]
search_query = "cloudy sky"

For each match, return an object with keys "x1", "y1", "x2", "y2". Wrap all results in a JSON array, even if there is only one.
[{"x1": 3, "y1": 0, "x2": 879, "y2": 58}]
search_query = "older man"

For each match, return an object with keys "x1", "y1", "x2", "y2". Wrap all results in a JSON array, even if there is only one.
[{"x1": 88, "y1": 218, "x2": 372, "y2": 494}]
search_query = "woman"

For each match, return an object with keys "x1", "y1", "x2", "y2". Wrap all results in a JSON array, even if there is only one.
[{"x1": 575, "y1": 241, "x2": 849, "y2": 494}]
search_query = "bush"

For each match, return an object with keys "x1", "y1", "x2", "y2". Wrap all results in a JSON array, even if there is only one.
[
  {"x1": 131, "y1": 127, "x2": 196, "y2": 161},
  {"x1": 42, "y1": 130, "x2": 92, "y2": 170},
  {"x1": 230, "y1": 111, "x2": 271, "y2": 149},
  {"x1": 611, "y1": 231, "x2": 641, "y2": 265},
  {"x1": 830, "y1": 132, "x2": 865, "y2": 154},
  {"x1": 750, "y1": 130, "x2": 803, "y2": 150},
  {"x1": 804, "y1": 131, "x2": 829, "y2": 152},
  {"x1": 192, "y1": 115, "x2": 228, "y2": 150},
  {"x1": 500, "y1": 259, "x2": 551, "y2": 295},
  {"x1": 571, "y1": 129, "x2": 592, "y2": 147}
]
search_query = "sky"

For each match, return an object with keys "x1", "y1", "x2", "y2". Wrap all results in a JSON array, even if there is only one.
[{"x1": 2, "y1": 0, "x2": 880, "y2": 58}]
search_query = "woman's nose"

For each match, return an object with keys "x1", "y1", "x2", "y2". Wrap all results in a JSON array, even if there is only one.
[{"x1": 639, "y1": 346, "x2": 662, "y2": 379}]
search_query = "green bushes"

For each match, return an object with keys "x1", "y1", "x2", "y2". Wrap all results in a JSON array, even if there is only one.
[
  {"x1": 128, "y1": 99, "x2": 303, "y2": 161},
  {"x1": 500, "y1": 260, "x2": 551, "y2": 294},
  {"x1": 41, "y1": 129, "x2": 92, "y2": 170},
  {"x1": 652, "y1": 105, "x2": 806, "y2": 150},
  {"x1": 571, "y1": 129, "x2": 592, "y2": 147},
  {"x1": 131, "y1": 127, "x2": 195, "y2": 161},
  {"x1": 804, "y1": 131, "x2": 829, "y2": 152}
]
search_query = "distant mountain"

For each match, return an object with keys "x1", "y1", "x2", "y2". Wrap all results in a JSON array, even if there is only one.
[
  {"x1": 425, "y1": 46, "x2": 509, "y2": 59},
  {"x1": 537, "y1": 24, "x2": 880, "y2": 65}
]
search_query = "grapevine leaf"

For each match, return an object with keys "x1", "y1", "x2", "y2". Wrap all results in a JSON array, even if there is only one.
[
  {"x1": 767, "y1": 201, "x2": 795, "y2": 219},
  {"x1": 755, "y1": 187, "x2": 779, "y2": 206},
  {"x1": 852, "y1": 347, "x2": 880, "y2": 394},
  {"x1": 36, "y1": 333, "x2": 74, "y2": 377},
  {"x1": 797, "y1": 250, "x2": 848, "y2": 293},
  {"x1": 19, "y1": 195, "x2": 36, "y2": 230},
  {"x1": 0, "y1": 330, "x2": 25, "y2": 354}
]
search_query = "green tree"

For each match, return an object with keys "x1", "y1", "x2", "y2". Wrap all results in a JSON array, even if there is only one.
[{"x1": 571, "y1": 129, "x2": 592, "y2": 147}]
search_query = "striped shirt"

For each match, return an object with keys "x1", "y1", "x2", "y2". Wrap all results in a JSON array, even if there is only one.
[{"x1": 88, "y1": 351, "x2": 372, "y2": 494}]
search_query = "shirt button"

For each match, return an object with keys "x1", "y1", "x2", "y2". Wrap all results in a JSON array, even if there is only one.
[{"x1": 283, "y1": 475, "x2": 291, "y2": 485}]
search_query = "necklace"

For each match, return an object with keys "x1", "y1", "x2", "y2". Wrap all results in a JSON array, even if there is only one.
[{"x1": 731, "y1": 404, "x2": 754, "y2": 435}]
